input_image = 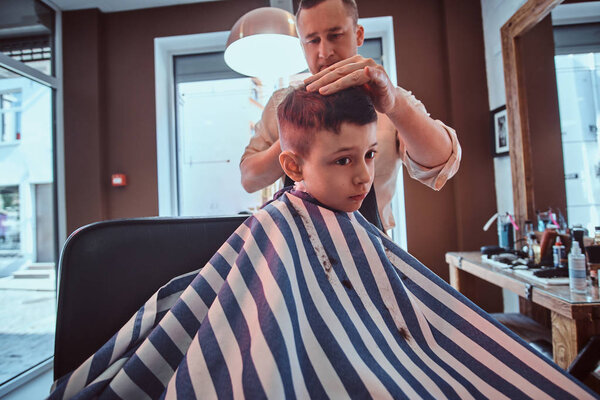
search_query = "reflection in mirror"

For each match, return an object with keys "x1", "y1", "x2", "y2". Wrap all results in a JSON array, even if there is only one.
[
  {"x1": 553, "y1": 6, "x2": 600, "y2": 235},
  {"x1": 519, "y1": 11, "x2": 566, "y2": 229},
  {"x1": 502, "y1": 0, "x2": 600, "y2": 237}
]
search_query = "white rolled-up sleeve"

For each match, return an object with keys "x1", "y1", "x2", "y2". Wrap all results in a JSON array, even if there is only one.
[
  {"x1": 396, "y1": 87, "x2": 462, "y2": 190},
  {"x1": 400, "y1": 121, "x2": 461, "y2": 190}
]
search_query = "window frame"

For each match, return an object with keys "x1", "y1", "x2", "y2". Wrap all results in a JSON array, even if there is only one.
[
  {"x1": 0, "y1": 0, "x2": 65, "y2": 394},
  {"x1": 154, "y1": 16, "x2": 407, "y2": 248}
]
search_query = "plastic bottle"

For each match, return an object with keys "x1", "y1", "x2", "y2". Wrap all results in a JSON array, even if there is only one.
[
  {"x1": 525, "y1": 220, "x2": 535, "y2": 260},
  {"x1": 592, "y1": 226, "x2": 600, "y2": 285},
  {"x1": 568, "y1": 241, "x2": 587, "y2": 294},
  {"x1": 552, "y1": 236, "x2": 565, "y2": 268},
  {"x1": 532, "y1": 240, "x2": 541, "y2": 265}
]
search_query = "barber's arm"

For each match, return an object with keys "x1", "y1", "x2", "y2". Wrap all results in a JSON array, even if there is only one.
[
  {"x1": 240, "y1": 140, "x2": 283, "y2": 193},
  {"x1": 240, "y1": 93, "x2": 285, "y2": 193},
  {"x1": 304, "y1": 55, "x2": 453, "y2": 168}
]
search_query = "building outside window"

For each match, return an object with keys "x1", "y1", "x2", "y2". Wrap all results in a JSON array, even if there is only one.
[
  {"x1": 0, "y1": 91, "x2": 22, "y2": 143},
  {"x1": 0, "y1": 186, "x2": 19, "y2": 251}
]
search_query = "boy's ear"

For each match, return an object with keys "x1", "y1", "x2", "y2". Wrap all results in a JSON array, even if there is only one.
[{"x1": 279, "y1": 150, "x2": 303, "y2": 182}]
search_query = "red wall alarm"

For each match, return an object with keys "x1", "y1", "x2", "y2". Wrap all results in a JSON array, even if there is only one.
[{"x1": 111, "y1": 173, "x2": 127, "y2": 187}]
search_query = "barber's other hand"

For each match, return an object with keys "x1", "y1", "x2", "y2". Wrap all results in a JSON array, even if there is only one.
[{"x1": 304, "y1": 55, "x2": 396, "y2": 114}]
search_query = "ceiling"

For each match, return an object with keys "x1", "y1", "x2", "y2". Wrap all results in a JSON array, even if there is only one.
[{"x1": 50, "y1": 0, "x2": 224, "y2": 13}]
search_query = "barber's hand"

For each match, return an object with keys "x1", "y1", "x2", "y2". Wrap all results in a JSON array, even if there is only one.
[{"x1": 304, "y1": 55, "x2": 396, "y2": 114}]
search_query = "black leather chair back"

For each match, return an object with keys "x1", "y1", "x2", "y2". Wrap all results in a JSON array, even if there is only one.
[{"x1": 54, "y1": 216, "x2": 247, "y2": 380}]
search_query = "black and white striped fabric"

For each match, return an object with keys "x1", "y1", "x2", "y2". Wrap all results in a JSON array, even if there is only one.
[{"x1": 49, "y1": 190, "x2": 595, "y2": 399}]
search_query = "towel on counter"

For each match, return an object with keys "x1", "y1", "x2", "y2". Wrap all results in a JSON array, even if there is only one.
[{"x1": 49, "y1": 190, "x2": 595, "y2": 399}]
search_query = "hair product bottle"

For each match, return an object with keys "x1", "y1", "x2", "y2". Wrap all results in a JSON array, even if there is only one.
[
  {"x1": 568, "y1": 241, "x2": 587, "y2": 294},
  {"x1": 552, "y1": 236, "x2": 565, "y2": 268}
]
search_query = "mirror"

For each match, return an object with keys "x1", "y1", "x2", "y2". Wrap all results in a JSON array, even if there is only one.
[{"x1": 502, "y1": 0, "x2": 600, "y2": 236}]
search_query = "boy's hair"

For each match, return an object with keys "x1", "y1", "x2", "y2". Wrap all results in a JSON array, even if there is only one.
[
  {"x1": 277, "y1": 86, "x2": 377, "y2": 156},
  {"x1": 296, "y1": 0, "x2": 358, "y2": 26}
]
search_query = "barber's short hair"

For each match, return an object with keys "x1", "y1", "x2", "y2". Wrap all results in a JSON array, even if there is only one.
[
  {"x1": 296, "y1": 0, "x2": 359, "y2": 25},
  {"x1": 277, "y1": 86, "x2": 377, "y2": 156}
]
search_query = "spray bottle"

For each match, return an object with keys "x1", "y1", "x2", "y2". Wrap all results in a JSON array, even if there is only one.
[{"x1": 568, "y1": 241, "x2": 587, "y2": 294}]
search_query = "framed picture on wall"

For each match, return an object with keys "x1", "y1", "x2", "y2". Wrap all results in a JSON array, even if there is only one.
[{"x1": 491, "y1": 105, "x2": 509, "y2": 156}]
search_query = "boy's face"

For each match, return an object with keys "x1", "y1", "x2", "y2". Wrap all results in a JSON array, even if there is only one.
[{"x1": 299, "y1": 122, "x2": 377, "y2": 212}]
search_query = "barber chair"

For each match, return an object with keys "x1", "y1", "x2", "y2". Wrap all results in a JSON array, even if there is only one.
[
  {"x1": 52, "y1": 214, "x2": 600, "y2": 394},
  {"x1": 53, "y1": 215, "x2": 247, "y2": 380}
]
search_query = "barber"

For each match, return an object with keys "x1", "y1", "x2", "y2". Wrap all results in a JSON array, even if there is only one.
[{"x1": 240, "y1": 0, "x2": 461, "y2": 231}]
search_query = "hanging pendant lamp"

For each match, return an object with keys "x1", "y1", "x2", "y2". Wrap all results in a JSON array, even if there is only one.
[{"x1": 224, "y1": 7, "x2": 308, "y2": 78}]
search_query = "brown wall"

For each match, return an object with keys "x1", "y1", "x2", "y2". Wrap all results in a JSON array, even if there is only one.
[
  {"x1": 63, "y1": 0, "x2": 268, "y2": 232},
  {"x1": 440, "y1": 0, "x2": 497, "y2": 263},
  {"x1": 63, "y1": 9, "x2": 106, "y2": 229},
  {"x1": 62, "y1": 0, "x2": 495, "y2": 281}
]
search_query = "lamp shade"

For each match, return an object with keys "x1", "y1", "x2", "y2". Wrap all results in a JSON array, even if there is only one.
[{"x1": 224, "y1": 7, "x2": 308, "y2": 78}]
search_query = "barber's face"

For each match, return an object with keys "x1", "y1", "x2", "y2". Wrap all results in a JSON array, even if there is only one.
[{"x1": 296, "y1": 0, "x2": 364, "y2": 74}]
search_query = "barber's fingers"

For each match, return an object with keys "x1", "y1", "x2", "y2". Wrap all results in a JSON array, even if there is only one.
[
  {"x1": 312, "y1": 64, "x2": 392, "y2": 96},
  {"x1": 304, "y1": 55, "x2": 376, "y2": 88},
  {"x1": 363, "y1": 66, "x2": 397, "y2": 113},
  {"x1": 318, "y1": 66, "x2": 395, "y2": 113},
  {"x1": 304, "y1": 55, "x2": 366, "y2": 83},
  {"x1": 363, "y1": 64, "x2": 393, "y2": 91},
  {"x1": 312, "y1": 68, "x2": 372, "y2": 95},
  {"x1": 305, "y1": 65, "x2": 366, "y2": 93}
]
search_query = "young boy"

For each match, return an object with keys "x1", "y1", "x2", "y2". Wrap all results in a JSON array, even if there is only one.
[
  {"x1": 50, "y1": 87, "x2": 594, "y2": 399},
  {"x1": 50, "y1": 88, "x2": 593, "y2": 399},
  {"x1": 276, "y1": 85, "x2": 379, "y2": 214}
]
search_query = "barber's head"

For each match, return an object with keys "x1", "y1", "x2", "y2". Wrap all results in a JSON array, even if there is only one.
[{"x1": 296, "y1": 0, "x2": 364, "y2": 74}]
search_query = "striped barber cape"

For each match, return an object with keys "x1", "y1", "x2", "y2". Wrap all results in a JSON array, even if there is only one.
[{"x1": 49, "y1": 190, "x2": 596, "y2": 399}]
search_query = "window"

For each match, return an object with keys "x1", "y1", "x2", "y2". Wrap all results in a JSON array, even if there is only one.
[
  {"x1": 172, "y1": 51, "x2": 309, "y2": 215},
  {"x1": 0, "y1": 91, "x2": 22, "y2": 143},
  {"x1": 0, "y1": 0, "x2": 60, "y2": 392},
  {"x1": 0, "y1": 63, "x2": 56, "y2": 390},
  {"x1": 0, "y1": 186, "x2": 19, "y2": 250},
  {"x1": 155, "y1": 17, "x2": 407, "y2": 248}
]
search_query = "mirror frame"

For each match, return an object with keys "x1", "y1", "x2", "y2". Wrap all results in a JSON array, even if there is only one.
[{"x1": 501, "y1": 0, "x2": 564, "y2": 233}]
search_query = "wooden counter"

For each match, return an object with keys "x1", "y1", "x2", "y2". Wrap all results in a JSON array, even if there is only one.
[{"x1": 446, "y1": 251, "x2": 600, "y2": 369}]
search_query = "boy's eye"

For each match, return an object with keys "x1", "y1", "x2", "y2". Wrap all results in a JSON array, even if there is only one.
[
  {"x1": 336, "y1": 157, "x2": 351, "y2": 166},
  {"x1": 329, "y1": 33, "x2": 342, "y2": 40},
  {"x1": 365, "y1": 150, "x2": 377, "y2": 160}
]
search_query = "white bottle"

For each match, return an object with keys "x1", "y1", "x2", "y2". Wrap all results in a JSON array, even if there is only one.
[{"x1": 568, "y1": 241, "x2": 587, "y2": 294}]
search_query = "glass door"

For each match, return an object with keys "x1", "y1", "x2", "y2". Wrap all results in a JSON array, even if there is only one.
[
  {"x1": 0, "y1": 0, "x2": 58, "y2": 388},
  {"x1": 0, "y1": 64, "x2": 56, "y2": 386}
]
